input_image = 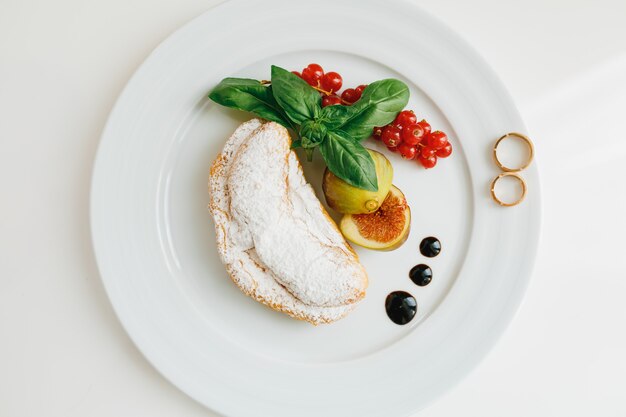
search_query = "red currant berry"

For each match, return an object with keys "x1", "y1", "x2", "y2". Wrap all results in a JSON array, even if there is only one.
[
  {"x1": 306, "y1": 63, "x2": 324, "y2": 75},
  {"x1": 291, "y1": 71, "x2": 302, "y2": 78},
  {"x1": 302, "y1": 68, "x2": 321, "y2": 86},
  {"x1": 373, "y1": 126, "x2": 384, "y2": 137},
  {"x1": 398, "y1": 143, "x2": 417, "y2": 160},
  {"x1": 387, "y1": 145, "x2": 398, "y2": 153},
  {"x1": 341, "y1": 88, "x2": 359, "y2": 104},
  {"x1": 381, "y1": 125, "x2": 402, "y2": 148},
  {"x1": 400, "y1": 123, "x2": 425, "y2": 146},
  {"x1": 417, "y1": 119, "x2": 431, "y2": 136},
  {"x1": 302, "y1": 64, "x2": 324, "y2": 86},
  {"x1": 436, "y1": 142, "x2": 452, "y2": 158},
  {"x1": 427, "y1": 131, "x2": 448, "y2": 150},
  {"x1": 321, "y1": 95, "x2": 342, "y2": 107},
  {"x1": 418, "y1": 154, "x2": 437, "y2": 169},
  {"x1": 420, "y1": 145, "x2": 436, "y2": 159},
  {"x1": 320, "y1": 72, "x2": 342, "y2": 93},
  {"x1": 355, "y1": 84, "x2": 367, "y2": 96},
  {"x1": 302, "y1": 70, "x2": 319, "y2": 86},
  {"x1": 394, "y1": 110, "x2": 417, "y2": 128}
]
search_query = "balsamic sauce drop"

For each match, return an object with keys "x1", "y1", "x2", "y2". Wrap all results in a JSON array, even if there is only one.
[
  {"x1": 419, "y1": 236, "x2": 441, "y2": 258},
  {"x1": 385, "y1": 291, "x2": 417, "y2": 325},
  {"x1": 409, "y1": 264, "x2": 433, "y2": 286}
]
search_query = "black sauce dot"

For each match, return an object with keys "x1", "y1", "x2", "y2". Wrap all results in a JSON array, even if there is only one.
[
  {"x1": 419, "y1": 237, "x2": 441, "y2": 258},
  {"x1": 385, "y1": 291, "x2": 417, "y2": 325},
  {"x1": 409, "y1": 264, "x2": 433, "y2": 286}
]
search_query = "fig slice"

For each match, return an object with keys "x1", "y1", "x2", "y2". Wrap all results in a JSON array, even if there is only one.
[{"x1": 339, "y1": 185, "x2": 411, "y2": 251}]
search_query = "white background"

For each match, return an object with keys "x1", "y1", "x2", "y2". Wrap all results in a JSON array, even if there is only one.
[{"x1": 1, "y1": 0, "x2": 625, "y2": 416}]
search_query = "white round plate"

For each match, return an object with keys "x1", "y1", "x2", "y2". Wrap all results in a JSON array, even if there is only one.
[{"x1": 91, "y1": 1, "x2": 541, "y2": 416}]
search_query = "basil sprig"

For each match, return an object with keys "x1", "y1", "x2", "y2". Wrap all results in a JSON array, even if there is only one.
[{"x1": 208, "y1": 65, "x2": 409, "y2": 191}]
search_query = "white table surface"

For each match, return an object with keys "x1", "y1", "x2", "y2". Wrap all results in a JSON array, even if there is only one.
[{"x1": 2, "y1": 0, "x2": 625, "y2": 415}]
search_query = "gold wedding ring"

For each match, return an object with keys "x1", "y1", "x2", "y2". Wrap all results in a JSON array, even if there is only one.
[
  {"x1": 493, "y1": 132, "x2": 534, "y2": 172},
  {"x1": 490, "y1": 172, "x2": 527, "y2": 207}
]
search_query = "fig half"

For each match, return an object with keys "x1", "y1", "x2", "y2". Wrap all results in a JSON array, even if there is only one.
[
  {"x1": 339, "y1": 185, "x2": 410, "y2": 251},
  {"x1": 322, "y1": 149, "x2": 393, "y2": 214}
]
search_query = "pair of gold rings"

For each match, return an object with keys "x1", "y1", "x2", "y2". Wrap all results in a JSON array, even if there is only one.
[{"x1": 490, "y1": 132, "x2": 534, "y2": 207}]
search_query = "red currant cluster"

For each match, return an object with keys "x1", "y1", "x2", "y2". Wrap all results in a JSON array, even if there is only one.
[
  {"x1": 292, "y1": 63, "x2": 367, "y2": 107},
  {"x1": 374, "y1": 110, "x2": 452, "y2": 168}
]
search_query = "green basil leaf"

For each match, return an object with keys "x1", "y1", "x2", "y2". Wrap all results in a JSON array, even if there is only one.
[
  {"x1": 271, "y1": 65, "x2": 321, "y2": 124},
  {"x1": 320, "y1": 79, "x2": 409, "y2": 140},
  {"x1": 319, "y1": 131, "x2": 378, "y2": 191},
  {"x1": 208, "y1": 78, "x2": 292, "y2": 128}
]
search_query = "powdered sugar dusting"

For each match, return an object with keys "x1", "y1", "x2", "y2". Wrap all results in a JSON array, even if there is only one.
[{"x1": 208, "y1": 119, "x2": 368, "y2": 324}]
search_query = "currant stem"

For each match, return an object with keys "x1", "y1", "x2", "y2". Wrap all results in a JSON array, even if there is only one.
[{"x1": 312, "y1": 82, "x2": 352, "y2": 105}]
